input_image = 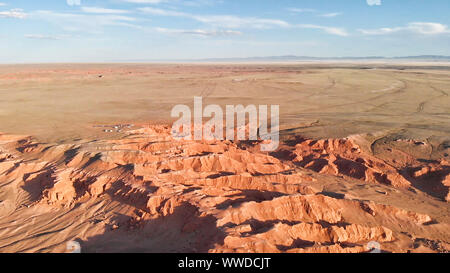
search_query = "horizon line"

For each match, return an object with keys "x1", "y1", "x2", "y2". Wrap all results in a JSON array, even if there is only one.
[{"x1": 2, "y1": 55, "x2": 450, "y2": 65}]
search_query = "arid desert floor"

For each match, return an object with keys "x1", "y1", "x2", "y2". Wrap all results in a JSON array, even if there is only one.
[{"x1": 0, "y1": 63, "x2": 449, "y2": 253}]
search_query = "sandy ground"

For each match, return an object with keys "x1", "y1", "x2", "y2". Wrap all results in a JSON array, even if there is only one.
[
  {"x1": 0, "y1": 63, "x2": 449, "y2": 253},
  {"x1": 1, "y1": 63, "x2": 449, "y2": 143}
]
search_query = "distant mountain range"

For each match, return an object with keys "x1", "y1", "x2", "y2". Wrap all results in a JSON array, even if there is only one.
[
  {"x1": 118, "y1": 55, "x2": 450, "y2": 63},
  {"x1": 193, "y1": 55, "x2": 450, "y2": 62}
]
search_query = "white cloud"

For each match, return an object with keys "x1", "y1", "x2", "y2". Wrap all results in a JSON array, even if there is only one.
[
  {"x1": 81, "y1": 7, "x2": 130, "y2": 14},
  {"x1": 138, "y1": 7, "x2": 186, "y2": 16},
  {"x1": 154, "y1": 27, "x2": 241, "y2": 37},
  {"x1": 121, "y1": 0, "x2": 218, "y2": 6},
  {"x1": 181, "y1": 0, "x2": 221, "y2": 7},
  {"x1": 367, "y1": 0, "x2": 381, "y2": 6},
  {"x1": 24, "y1": 34, "x2": 66, "y2": 40},
  {"x1": 297, "y1": 24, "x2": 349, "y2": 36},
  {"x1": 359, "y1": 22, "x2": 450, "y2": 35},
  {"x1": 319, "y1": 12, "x2": 342, "y2": 18},
  {"x1": 67, "y1": 0, "x2": 81, "y2": 6},
  {"x1": 138, "y1": 7, "x2": 289, "y2": 29},
  {"x1": 122, "y1": 0, "x2": 167, "y2": 3},
  {"x1": 359, "y1": 27, "x2": 395, "y2": 35},
  {"x1": 17, "y1": 4, "x2": 347, "y2": 40},
  {"x1": 138, "y1": 7, "x2": 348, "y2": 35},
  {"x1": 287, "y1": 8, "x2": 316, "y2": 13},
  {"x1": 0, "y1": 3, "x2": 7, "y2": 6},
  {"x1": 0, "y1": 8, "x2": 26, "y2": 19},
  {"x1": 192, "y1": 15, "x2": 290, "y2": 29},
  {"x1": 288, "y1": 8, "x2": 342, "y2": 18},
  {"x1": 408, "y1": 22, "x2": 449, "y2": 34},
  {"x1": 31, "y1": 10, "x2": 141, "y2": 33}
]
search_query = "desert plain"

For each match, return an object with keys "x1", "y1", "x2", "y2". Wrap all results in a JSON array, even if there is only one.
[{"x1": 0, "y1": 63, "x2": 449, "y2": 253}]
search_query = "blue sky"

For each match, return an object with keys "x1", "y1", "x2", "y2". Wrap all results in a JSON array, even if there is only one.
[{"x1": 0, "y1": 0, "x2": 449, "y2": 63}]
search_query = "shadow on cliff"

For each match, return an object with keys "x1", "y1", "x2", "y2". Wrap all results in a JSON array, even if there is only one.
[
  {"x1": 400, "y1": 164, "x2": 450, "y2": 201},
  {"x1": 78, "y1": 201, "x2": 226, "y2": 253}
]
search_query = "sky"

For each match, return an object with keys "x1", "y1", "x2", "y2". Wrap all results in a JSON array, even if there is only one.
[{"x1": 0, "y1": 0, "x2": 449, "y2": 63}]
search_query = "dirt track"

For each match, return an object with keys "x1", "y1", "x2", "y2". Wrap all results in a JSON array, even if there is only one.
[{"x1": 0, "y1": 63, "x2": 449, "y2": 143}]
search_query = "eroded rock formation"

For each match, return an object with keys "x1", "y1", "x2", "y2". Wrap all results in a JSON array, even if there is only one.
[{"x1": 0, "y1": 127, "x2": 449, "y2": 253}]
